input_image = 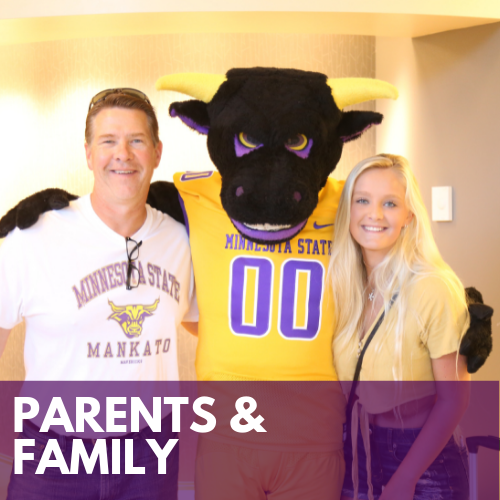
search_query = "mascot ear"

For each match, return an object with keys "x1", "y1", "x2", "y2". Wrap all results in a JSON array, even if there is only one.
[
  {"x1": 338, "y1": 111, "x2": 383, "y2": 143},
  {"x1": 169, "y1": 100, "x2": 210, "y2": 135}
]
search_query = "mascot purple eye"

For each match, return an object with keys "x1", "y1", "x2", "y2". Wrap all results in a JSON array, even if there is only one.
[
  {"x1": 286, "y1": 134, "x2": 308, "y2": 150},
  {"x1": 285, "y1": 134, "x2": 313, "y2": 159},
  {"x1": 239, "y1": 132, "x2": 262, "y2": 148},
  {"x1": 234, "y1": 132, "x2": 263, "y2": 157}
]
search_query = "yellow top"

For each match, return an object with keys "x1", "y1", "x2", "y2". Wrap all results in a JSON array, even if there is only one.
[
  {"x1": 334, "y1": 276, "x2": 469, "y2": 413},
  {"x1": 174, "y1": 171, "x2": 344, "y2": 381}
]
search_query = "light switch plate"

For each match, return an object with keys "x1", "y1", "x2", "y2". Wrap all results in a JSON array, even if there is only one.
[{"x1": 432, "y1": 186, "x2": 453, "y2": 221}]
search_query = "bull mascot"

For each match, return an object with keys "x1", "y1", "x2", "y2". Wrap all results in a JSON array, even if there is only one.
[{"x1": 0, "y1": 68, "x2": 493, "y2": 499}]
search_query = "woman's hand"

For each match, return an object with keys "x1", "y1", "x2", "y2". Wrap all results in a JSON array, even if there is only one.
[{"x1": 379, "y1": 476, "x2": 416, "y2": 500}]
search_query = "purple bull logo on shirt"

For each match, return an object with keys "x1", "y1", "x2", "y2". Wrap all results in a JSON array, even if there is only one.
[
  {"x1": 73, "y1": 260, "x2": 180, "y2": 362},
  {"x1": 107, "y1": 298, "x2": 160, "y2": 339},
  {"x1": 86, "y1": 296, "x2": 170, "y2": 361}
]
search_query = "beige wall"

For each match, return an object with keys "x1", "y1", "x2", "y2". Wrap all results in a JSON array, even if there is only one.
[
  {"x1": 0, "y1": 33, "x2": 376, "y2": 381},
  {"x1": 376, "y1": 23, "x2": 500, "y2": 382}
]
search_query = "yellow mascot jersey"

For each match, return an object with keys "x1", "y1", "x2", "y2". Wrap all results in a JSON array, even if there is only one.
[{"x1": 175, "y1": 171, "x2": 344, "y2": 381}]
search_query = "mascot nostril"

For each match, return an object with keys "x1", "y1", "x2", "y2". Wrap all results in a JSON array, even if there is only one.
[
  {"x1": 235, "y1": 186, "x2": 244, "y2": 197},
  {"x1": 293, "y1": 192, "x2": 302, "y2": 203}
]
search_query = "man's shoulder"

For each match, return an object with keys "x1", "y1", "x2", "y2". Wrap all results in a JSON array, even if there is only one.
[
  {"x1": 145, "y1": 204, "x2": 189, "y2": 241},
  {"x1": 39, "y1": 194, "x2": 88, "y2": 222}
]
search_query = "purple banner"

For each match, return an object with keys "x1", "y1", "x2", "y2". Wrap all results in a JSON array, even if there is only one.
[{"x1": 0, "y1": 381, "x2": 497, "y2": 500}]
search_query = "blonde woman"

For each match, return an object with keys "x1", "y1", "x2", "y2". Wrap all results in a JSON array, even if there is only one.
[{"x1": 329, "y1": 154, "x2": 470, "y2": 500}]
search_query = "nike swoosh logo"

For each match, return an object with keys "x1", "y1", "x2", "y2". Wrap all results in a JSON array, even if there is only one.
[{"x1": 313, "y1": 222, "x2": 334, "y2": 230}]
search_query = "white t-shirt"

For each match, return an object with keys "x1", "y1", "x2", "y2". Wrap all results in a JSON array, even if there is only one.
[{"x1": 0, "y1": 195, "x2": 198, "y2": 382}]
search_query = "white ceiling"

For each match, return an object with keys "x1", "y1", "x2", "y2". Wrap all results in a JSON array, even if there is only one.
[
  {"x1": 3, "y1": 0, "x2": 500, "y2": 20},
  {"x1": 1, "y1": 0, "x2": 499, "y2": 45}
]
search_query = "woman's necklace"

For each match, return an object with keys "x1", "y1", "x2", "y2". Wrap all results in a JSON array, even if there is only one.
[{"x1": 368, "y1": 288, "x2": 376, "y2": 301}]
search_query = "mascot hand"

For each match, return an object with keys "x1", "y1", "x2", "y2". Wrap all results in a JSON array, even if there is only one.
[
  {"x1": 460, "y1": 287, "x2": 494, "y2": 373},
  {"x1": 0, "y1": 188, "x2": 78, "y2": 238},
  {"x1": 146, "y1": 181, "x2": 185, "y2": 225}
]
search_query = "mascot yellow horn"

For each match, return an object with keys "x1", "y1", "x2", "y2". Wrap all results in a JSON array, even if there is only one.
[
  {"x1": 155, "y1": 72, "x2": 398, "y2": 109},
  {"x1": 155, "y1": 73, "x2": 226, "y2": 103},
  {"x1": 327, "y1": 77, "x2": 398, "y2": 109}
]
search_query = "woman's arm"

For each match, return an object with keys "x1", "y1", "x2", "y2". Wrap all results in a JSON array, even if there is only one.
[{"x1": 379, "y1": 352, "x2": 470, "y2": 500}]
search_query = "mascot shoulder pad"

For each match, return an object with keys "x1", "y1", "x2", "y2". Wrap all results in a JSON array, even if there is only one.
[{"x1": 174, "y1": 171, "x2": 221, "y2": 202}]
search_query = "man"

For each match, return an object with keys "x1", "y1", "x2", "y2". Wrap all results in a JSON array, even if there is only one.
[{"x1": 0, "y1": 89, "x2": 198, "y2": 499}]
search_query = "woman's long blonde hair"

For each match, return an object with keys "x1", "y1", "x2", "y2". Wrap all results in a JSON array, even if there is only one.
[{"x1": 329, "y1": 154, "x2": 468, "y2": 380}]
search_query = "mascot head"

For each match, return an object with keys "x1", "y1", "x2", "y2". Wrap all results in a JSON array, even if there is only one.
[{"x1": 157, "y1": 67, "x2": 397, "y2": 243}]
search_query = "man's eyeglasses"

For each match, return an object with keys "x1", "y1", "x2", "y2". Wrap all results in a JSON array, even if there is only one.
[
  {"x1": 89, "y1": 88, "x2": 152, "y2": 111},
  {"x1": 125, "y1": 237, "x2": 143, "y2": 291}
]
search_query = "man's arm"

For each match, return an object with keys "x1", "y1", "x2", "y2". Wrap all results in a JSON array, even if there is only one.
[
  {"x1": 0, "y1": 327, "x2": 11, "y2": 358},
  {"x1": 182, "y1": 322, "x2": 198, "y2": 337}
]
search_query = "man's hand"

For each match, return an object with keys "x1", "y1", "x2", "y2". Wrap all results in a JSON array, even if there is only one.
[
  {"x1": 0, "y1": 189, "x2": 78, "y2": 238},
  {"x1": 460, "y1": 287, "x2": 494, "y2": 373}
]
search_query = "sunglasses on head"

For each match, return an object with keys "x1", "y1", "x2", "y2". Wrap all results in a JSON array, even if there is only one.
[{"x1": 88, "y1": 88, "x2": 152, "y2": 111}]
